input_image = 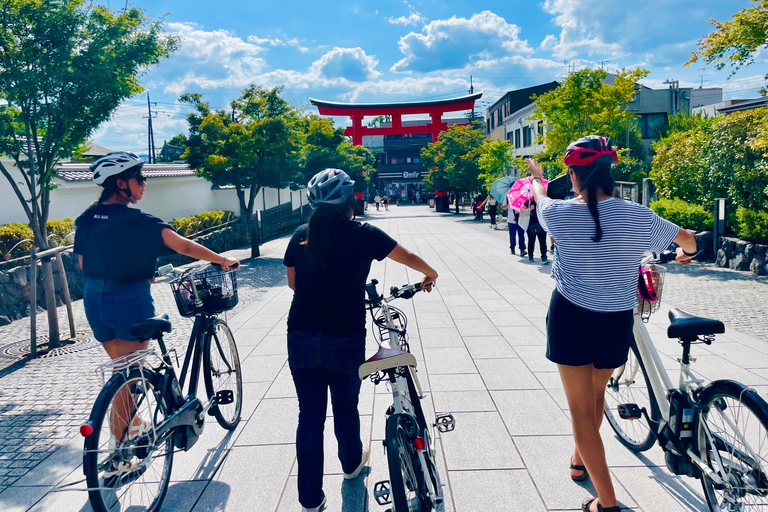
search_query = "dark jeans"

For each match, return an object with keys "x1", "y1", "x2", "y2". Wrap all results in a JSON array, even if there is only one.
[
  {"x1": 527, "y1": 229, "x2": 548, "y2": 259},
  {"x1": 288, "y1": 331, "x2": 365, "y2": 509},
  {"x1": 489, "y1": 205, "x2": 497, "y2": 225},
  {"x1": 508, "y1": 223, "x2": 525, "y2": 250}
]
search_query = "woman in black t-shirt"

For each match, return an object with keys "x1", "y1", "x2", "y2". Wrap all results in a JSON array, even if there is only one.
[
  {"x1": 75, "y1": 152, "x2": 239, "y2": 362},
  {"x1": 283, "y1": 169, "x2": 438, "y2": 512}
]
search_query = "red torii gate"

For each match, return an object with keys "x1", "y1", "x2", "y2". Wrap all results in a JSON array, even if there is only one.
[{"x1": 309, "y1": 92, "x2": 483, "y2": 146}]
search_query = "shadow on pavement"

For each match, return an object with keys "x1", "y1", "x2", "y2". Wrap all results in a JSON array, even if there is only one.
[{"x1": 341, "y1": 467, "x2": 370, "y2": 512}]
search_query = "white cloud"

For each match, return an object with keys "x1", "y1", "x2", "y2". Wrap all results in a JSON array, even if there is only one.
[
  {"x1": 387, "y1": 13, "x2": 425, "y2": 26},
  {"x1": 540, "y1": 0, "x2": 622, "y2": 59},
  {"x1": 392, "y1": 11, "x2": 534, "y2": 73},
  {"x1": 309, "y1": 47, "x2": 381, "y2": 82}
]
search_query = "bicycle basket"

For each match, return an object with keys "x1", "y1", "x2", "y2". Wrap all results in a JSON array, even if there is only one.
[
  {"x1": 636, "y1": 264, "x2": 665, "y2": 320},
  {"x1": 171, "y1": 266, "x2": 238, "y2": 317}
]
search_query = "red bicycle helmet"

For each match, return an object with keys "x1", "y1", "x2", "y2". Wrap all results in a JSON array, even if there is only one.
[
  {"x1": 563, "y1": 135, "x2": 618, "y2": 167},
  {"x1": 637, "y1": 267, "x2": 658, "y2": 302}
]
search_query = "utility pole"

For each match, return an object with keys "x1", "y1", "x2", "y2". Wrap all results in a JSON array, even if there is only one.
[
  {"x1": 144, "y1": 93, "x2": 158, "y2": 163},
  {"x1": 468, "y1": 76, "x2": 475, "y2": 124},
  {"x1": 600, "y1": 60, "x2": 610, "y2": 71}
]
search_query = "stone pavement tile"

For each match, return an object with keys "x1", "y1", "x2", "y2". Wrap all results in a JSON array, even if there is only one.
[
  {"x1": 448, "y1": 469, "x2": 546, "y2": 512},
  {"x1": 533, "y1": 371, "x2": 569, "y2": 410},
  {"x1": 230, "y1": 327, "x2": 271, "y2": 347},
  {"x1": 512, "y1": 302, "x2": 549, "y2": 318},
  {"x1": 475, "y1": 358, "x2": 542, "y2": 391},
  {"x1": 600, "y1": 423, "x2": 666, "y2": 468},
  {"x1": 466, "y1": 289, "x2": 503, "y2": 302},
  {"x1": 514, "y1": 435, "x2": 637, "y2": 511},
  {"x1": 240, "y1": 312, "x2": 286, "y2": 332},
  {"x1": 441, "y1": 294, "x2": 477, "y2": 307},
  {"x1": 236, "y1": 398, "x2": 298, "y2": 446},
  {"x1": 428, "y1": 373, "x2": 487, "y2": 393},
  {"x1": 500, "y1": 291, "x2": 540, "y2": 306},
  {"x1": 501, "y1": 325, "x2": 546, "y2": 346},
  {"x1": 700, "y1": 341, "x2": 768, "y2": 369},
  {"x1": 462, "y1": 336, "x2": 516, "y2": 360},
  {"x1": 418, "y1": 327, "x2": 465, "y2": 349},
  {"x1": 484, "y1": 310, "x2": 530, "y2": 327},
  {"x1": 264, "y1": 365, "x2": 298, "y2": 399},
  {"x1": 414, "y1": 313, "x2": 455, "y2": 329},
  {"x1": 191, "y1": 444, "x2": 294, "y2": 512},
  {"x1": 445, "y1": 304, "x2": 486, "y2": 319},
  {"x1": 440, "y1": 412, "x2": 522, "y2": 470},
  {"x1": 610, "y1": 465, "x2": 708, "y2": 512},
  {"x1": 492, "y1": 390, "x2": 572, "y2": 435},
  {"x1": 170, "y1": 424, "x2": 236, "y2": 482},
  {"x1": 414, "y1": 301, "x2": 450, "y2": 314},
  {"x1": 474, "y1": 298, "x2": 513, "y2": 312},
  {"x1": 691, "y1": 354, "x2": 768, "y2": 386},
  {"x1": 249, "y1": 334, "x2": 288, "y2": 357},
  {"x1": 511, "y1": 345, "x2": 553, "y2": 373},
  {"x1": 11, "y1": 434, "x2": 81, "y2": 487},
  {"x1": 239, "y1": 382, "x2": 271, "y2": 421},
  {"x1": 431, "y1": 391, "x2": 497, "y2": 414},
  {"x1": 289, "y1": 415, "x2": 372, "y2": 478},
  {"x1": 0, "y1": 484, "x2": 53, "y2": 512},
  {"x1": 239, "y1": 354, "x2": 287, "y2": 384},
  {"x1": 422, "y1": 348, "x2": 476, "y2": 375},
  {"x1": 277, "y1": 474, "x2": 369, "y2": 512},
  {"x1": 453, "y1": 318, "x2": 501, "y2": 337}
]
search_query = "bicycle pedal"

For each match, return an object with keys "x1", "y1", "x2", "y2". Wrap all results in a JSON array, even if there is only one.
[
  {"x1": 618, "y1": 403, "x2": 643, "y2": 420},
  {"x1": 215, "y1": 390, "x2": 234, "y2": 405},
  {"x1": 373, "y1": 480, "x2": 392, "y2": 505},
  {"x1": 435, "y1": 413, "x2": 455, "y2": 433}
]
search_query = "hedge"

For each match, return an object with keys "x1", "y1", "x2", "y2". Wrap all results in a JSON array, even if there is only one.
[
  {"x1": 734, "y1": 207, "x2": 768, "y2": 245},
  {"x1": 169, "y1": 211, "x2": 237, "y2": 237},
  {"x1": 0, "y1": 218, "x2": 75, "y2": 261},
  {"x1": 649, "y1": 198, "x2": 713, "y2": 232}
]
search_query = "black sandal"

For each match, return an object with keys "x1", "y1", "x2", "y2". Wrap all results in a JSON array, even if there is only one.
[
  {"x1": 581, "y1": 496, "x2": 621, "y2": 512},
  {"x1": 570, "y1": 457, "x2": 588, "y2": 481}
]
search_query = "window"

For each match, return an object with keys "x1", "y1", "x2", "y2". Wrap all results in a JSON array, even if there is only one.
[
  {"x1": 497, "y1": 109, "x2": 502, "y2": 124},
  {"x1": 523, "y1": 127, "x2": 532, "y2": 147},
  {"x1": 391, "y1": 157, "x2": 397, "y2": 165},
  {"x1": 537, "y1": 122, "x2": 544, "y2": 136},
  {"x1": 514, "y1": 129, "x2": 521, "y2": 149},
  {"x1": 486, "y1": 120, "x2": 491, "y2": 133},
  {"x1": 639, "y1": 113, "x2": 668, "y2": 139},
  {"x1": 406, "y1": 157, "x2": 412, "y2": 163},
  {"x1": 490, "y1": 116, "x2": 495, "y2": 130}
]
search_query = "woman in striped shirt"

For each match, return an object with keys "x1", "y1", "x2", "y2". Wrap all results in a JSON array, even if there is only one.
[{"x1": 527, "y1": 136, "x2": 698, "y2": 512}]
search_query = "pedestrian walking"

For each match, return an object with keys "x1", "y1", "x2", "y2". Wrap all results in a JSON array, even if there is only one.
[
  {"x1": 523, "y1": 198, "x2": 548, "y2": 264},
  {"x1": 283, "y1": 168, "x2": 438, "y2": 512},
  {"x1": 74, "y1": 152, "x2": 238, "y2": 473},
  {"x1": 501, "y1": 194, "x2": 526, "y2": 256},
  {"x1": 383, "y1": 195, "x2": 389, "y2": 211},
  {"x1": 374, "y1": 194, "x2": 381, "y2": 211},
  {"x1": 526, "y1": 136, "x2": 698, "y2": 512},
  {"x1": 474, "y1": 193, "x2": 485, "y2": 222},
  {"x1": 481, "y1": 193, "x2": 498, "y2": 229}
]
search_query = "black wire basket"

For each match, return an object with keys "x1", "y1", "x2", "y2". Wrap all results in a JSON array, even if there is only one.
[
  {"x1": 636, "y1": 264, "x2": 665, "y2": 322},
  {"x1": 171, "y1": 266, "x2": 238, "y2": 317}
]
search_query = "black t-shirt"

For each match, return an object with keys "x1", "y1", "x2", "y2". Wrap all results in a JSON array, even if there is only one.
[
  {"x1": 74, "y1": 203, "x2": 174, "y2": 283},
  {"x1": 283, "y1": 221, "x2": 397, "y2": 335}
]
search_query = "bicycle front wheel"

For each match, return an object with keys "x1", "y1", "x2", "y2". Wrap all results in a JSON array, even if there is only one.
[
  {"x1": 83, "y1": 368, "x2": 174, "y2": 512},
  {"x1": 603, "y1": 340, "x2": 659, "y2": 451},
  {"x1": 697, "y1": 380, "x2": 768, "y2": 511},
  {"x1": 386, "y1": 413, "x2": 430, "y2": 512},
  {"x1": 204, "y1": 319, "x2": 243, "y2": 429}
]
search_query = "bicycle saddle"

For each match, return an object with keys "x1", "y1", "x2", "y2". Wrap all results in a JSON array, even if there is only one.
[
  {"x1": 129, "y1": 314, "x2": 173, "y2": 339},
  {"x1": 667, "y1": 308, "x2": 724, "y2": 339},
  {"x1": 358, "y1": 345, "x2": 417, "y2": 380}
]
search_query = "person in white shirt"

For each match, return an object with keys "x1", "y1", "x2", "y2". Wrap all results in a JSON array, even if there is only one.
[{"x1": 501, "y1": 193, "x2": 527, "y2": 256}]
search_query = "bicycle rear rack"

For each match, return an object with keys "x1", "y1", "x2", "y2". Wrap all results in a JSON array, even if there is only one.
[{"x1": 94, "y1": 349, "x2": 166, "y2": 385}]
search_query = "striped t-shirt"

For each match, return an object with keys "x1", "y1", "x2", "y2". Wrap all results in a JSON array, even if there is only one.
[{"x1": 537, "y1": 197, "x2": 680, "y2": 312}]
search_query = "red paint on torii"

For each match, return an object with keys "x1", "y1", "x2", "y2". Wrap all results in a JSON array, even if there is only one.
[{"x1": 309, "y1": 92, "x2": 483, "y2": 146}]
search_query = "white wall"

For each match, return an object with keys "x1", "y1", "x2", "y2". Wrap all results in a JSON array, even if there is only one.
[{"x1": 0, "y1": 157, "x2": 303, "y2": 225}]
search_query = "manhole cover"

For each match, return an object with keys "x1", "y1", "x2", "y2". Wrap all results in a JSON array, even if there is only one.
[{"x1": 0, "y1": 331, "x2": 98, "y2": 359}]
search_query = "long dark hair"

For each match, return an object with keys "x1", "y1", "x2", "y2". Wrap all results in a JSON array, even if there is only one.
[
  {"x1": 303, "y1": 194, "x2": 356, "y2": 267},
  {"x1": 570, "y1": 162, "x2": 614, "y2": 242}
]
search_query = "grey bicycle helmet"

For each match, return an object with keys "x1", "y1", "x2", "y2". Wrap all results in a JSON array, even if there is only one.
[
  {"x1": 307, "y1": 168, "x2": 355, "y2": 206},
  {"x1": 90, "y1": 151, "x2": 144, "y2": 186}
]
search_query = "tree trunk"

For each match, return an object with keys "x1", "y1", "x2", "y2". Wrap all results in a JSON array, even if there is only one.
[
  {"x1": 41, "y1": 259, "x2": 60, "y2": 348},
  {"x1": 455, "y1": 191, "x2": 460, "y2": 214}
]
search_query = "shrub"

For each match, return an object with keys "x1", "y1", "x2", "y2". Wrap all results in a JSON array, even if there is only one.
[
  {"x1": 0, "y1": 223, "x2": 34, "y2": 260},
  {"x1": 46, "y1": 218, "x2": 74, "y2": 246},
  {"x1": 650, "y1": 198, "x2": 714, "y2": 232},
  {"x1": 169, "y1": 211, "x2": 236, "y2": 237},
  {"x1": 734, "y1": 207, "x2": 768, "y2": 245}
]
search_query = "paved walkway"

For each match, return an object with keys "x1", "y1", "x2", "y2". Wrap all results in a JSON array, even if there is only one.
[{"x1": 1, "y1": 204, "x2": 768, "y2": 512}]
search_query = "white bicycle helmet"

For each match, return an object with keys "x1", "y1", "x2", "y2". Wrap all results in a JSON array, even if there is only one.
[
  {"x1": 90, "y1": 151, "x2": 144, "y2": 186},
  {"x1": 307, "y1": 168, "x2": 355, "y2": 206}
]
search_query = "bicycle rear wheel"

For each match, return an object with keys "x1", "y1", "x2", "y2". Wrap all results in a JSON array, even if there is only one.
[
  {"x1": 203, "y1": 319, "x2": 243, "y2": 429},
  {"x1": 386, "y1": 413, "x2": 430, "y2": 512},
  {"x1": 697, "y1": 380, "x2": 768, "y2": 511},
  {"x1": 84, "y1": 368, "x2": 174, "y2": 512},
  {"x1": 603, "y1": 340, "x2": 659, "y2": 451}
]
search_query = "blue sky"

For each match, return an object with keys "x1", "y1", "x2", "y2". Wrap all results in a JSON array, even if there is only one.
[{"x1": 92, "y1": 0, "x2": 768, "y2": 156}]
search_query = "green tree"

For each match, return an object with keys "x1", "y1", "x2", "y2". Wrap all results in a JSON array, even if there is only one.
[
  {"x1": 421, "y1": 125, "x2": 485, "y2": 214},
  {"x1": 478, "y1": 138, "x2": 514, "y2": 190},
  {"x1": 687, "y1": 0, "x2": 768, "y2": 95},
  {"x1": 0, "y1": 0, "x2": 176, "y2": 345},
  {"x1": 180, "y1": 86, "x2": 301, "y2": 257},
  {"x1": 532, "y1": 68, "x2": 648, "y2": 160}
]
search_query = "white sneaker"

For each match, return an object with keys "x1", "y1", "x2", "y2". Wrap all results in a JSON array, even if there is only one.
[
  {"x1": 302, "y1": 496, "x2": 326, "y2": 512},
  {"x1": 343, "y1": 448, "x2": 369, "y2": 480}
]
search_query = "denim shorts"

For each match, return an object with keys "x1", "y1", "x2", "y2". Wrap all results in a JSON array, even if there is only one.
[
  {"x1": 83, "y1": 279, "x2": 155, "y2": 343},
  {"x1": 545, "y1": 288, "x2": 633, "y2": 370}
]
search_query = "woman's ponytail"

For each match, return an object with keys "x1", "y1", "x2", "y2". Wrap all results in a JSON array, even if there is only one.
[
  {"x1": 573, "y1": 163, "x2": 614, "y2": 243},
  {"x1": 75, "y1": 187, "x2": 115, "y2": 228}
]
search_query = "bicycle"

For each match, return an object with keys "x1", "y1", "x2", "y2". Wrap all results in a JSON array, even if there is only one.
[
  {"x1": 359, "y1": 279, "x2": 455, "y2": 512},
  {"x1": 80, "y1": 263, "x2": 243, "y2": 512},
  {"x1": 603, "y1": 251, "x2": 768, "y2": 511}
]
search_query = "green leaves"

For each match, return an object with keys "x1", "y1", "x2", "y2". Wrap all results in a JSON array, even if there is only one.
[
  {"x1": 422, "y1": 124, "x2": 485, "y2": 193},
  {"x1": 478, "y1": 138, "x2": 514, "y2": 189}
]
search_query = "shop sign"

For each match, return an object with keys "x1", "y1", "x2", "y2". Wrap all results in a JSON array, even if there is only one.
[{"x1": 402, "y1": 171, "x2": 420, "y2": 179}]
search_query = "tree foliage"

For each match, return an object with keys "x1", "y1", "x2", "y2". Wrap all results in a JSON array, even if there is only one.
[
  {"x1": 687, "y1": 0, "x2": 768, "y2": 95},
  {"x1": 650, "y1": 108, "x2": 768, "y2": 212},
  {"x1": 422, "y1": 125, "x2": 485, "y2": 211},
  {"x1": 477, "y1": 138, "x2": 513, "y2": 190},
  {"x1": 531, "y1": 68, "x2": 649, "y2": 159}
]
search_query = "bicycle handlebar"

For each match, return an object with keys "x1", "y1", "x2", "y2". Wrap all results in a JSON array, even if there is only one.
[
  {"x1": 641, "y1": 250, "x2": 677, "y2": 266},
  {"x1": 365, "y1": 279, "x2": 422, "y2": 306}
]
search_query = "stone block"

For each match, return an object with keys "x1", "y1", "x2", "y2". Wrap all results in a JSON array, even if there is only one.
[
  {"x1": 730, "y1": 253, "x2": 750, "y2": 271},
  {"x1": 716, "y1": 249, "x2": 728, "y2": 268},
  {"x1": 10, "y1": 267, "x2": 27, "y2": 287},
  {"x1": 751, "y1": 252, "x2": 767, "y2": 276}
]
